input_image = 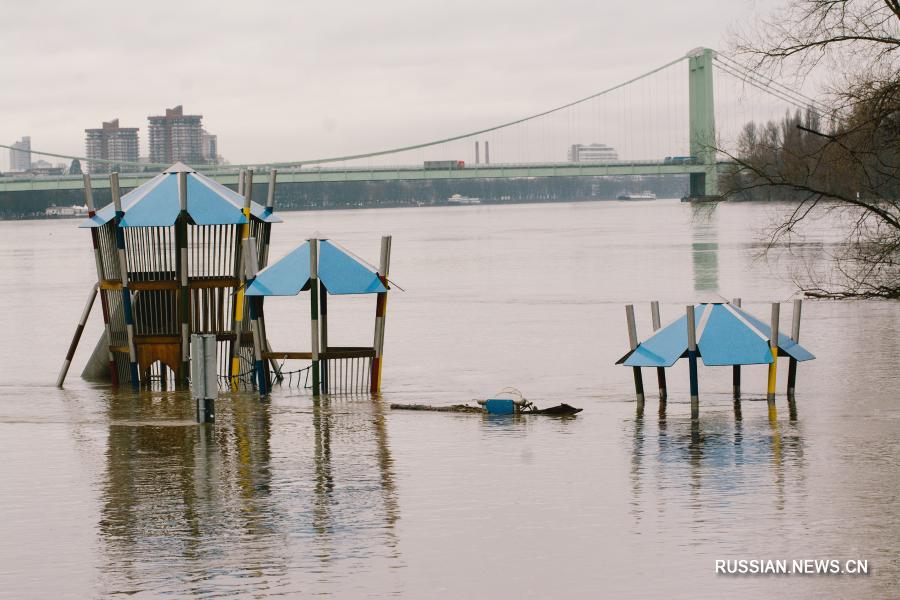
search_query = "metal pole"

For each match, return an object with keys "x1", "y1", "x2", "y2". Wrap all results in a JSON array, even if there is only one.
[
  {"x1": 650, "y1": 301, "x2": 667, "y2": 402},
  {"x1": 56, "y1": 283, "x2": 99, "y2": 388},
  {"x1": 371, "y1": 235, "x2": 391, "y2": 394},
  {"x1": 475, "y1": 141, "x2": 480, "y2": 165},
  {"x1": 84, "y1": 173, "x2": 117, "y2": 384},
  {"x1": 111, "y1": 173, "x2": 139, "y2": 388},
  {"x1": 786, "y1": 299, "x2": 801, "y2": 398},
  {"x1": 732, "y1": 297, "x2": 741, "y2": 399},
  {"x1": 191, "y1": 333, "x2": 217, "y2": 423},
  {"x1": 767, "y1": 302, "x2": 780, "y2": 416},
  {"x1": 309, "y1": 238, "x2": 321, "y2": 396},
  {"x1": 686, "y1": 304, "x2": 699, "y2": 419},
  {"x1": 625, "y1": 305, "x2": 645, "y2": 407}
]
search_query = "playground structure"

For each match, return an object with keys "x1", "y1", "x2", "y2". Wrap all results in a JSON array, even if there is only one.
[
  {"x1": 58, "y1": 162, "x2": 392, "y2": 396},
  {"x1": 618, "y1": 300, "x2": 815, "y2": 418},
  {"x1": 244, "y1": 235, "x2": 392, "y2": 396}
]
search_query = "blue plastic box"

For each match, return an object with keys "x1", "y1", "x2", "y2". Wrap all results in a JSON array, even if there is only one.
[{"x1": 484, "y1": 399, "x2": 516, "y2": 415}]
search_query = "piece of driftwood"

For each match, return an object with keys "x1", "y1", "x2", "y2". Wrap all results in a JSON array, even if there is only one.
[
  {"x1": 389, "y1": 403, "x2": 582, "y2": 415},
  {"x1": 390, "y1": 403, "x2": 484, "y2": 413}
]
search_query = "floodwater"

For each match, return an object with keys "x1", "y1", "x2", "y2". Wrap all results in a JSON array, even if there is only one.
[{"x1": 0, "y1": 200, "x2": 898, "y2": 598}]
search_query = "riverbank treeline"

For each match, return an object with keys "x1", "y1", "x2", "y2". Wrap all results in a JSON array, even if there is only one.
[{"x1": 0, "y1": 175, "x2": 689, "y2": 220}]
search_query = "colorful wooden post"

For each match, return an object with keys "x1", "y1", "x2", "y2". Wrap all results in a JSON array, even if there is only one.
[
  {"x1": 230, "y1": 170, "x2": 253, "y2": 388},
  {"x1": 625, "y1": 304, "x2": 645, "y2": 408},
  {"x1": 83, "y1": 173, "x2": 117, "y2": 384},
  {"x1": 111, "y1": 173, "x2": 140, "y2": 388},
  {"x1": 686, "y1": 304, "x2": 699, "y2": 419},
  {"x1": 309, "y1": 237, "x2": 321, "y2": 396},
  {"x1": 177, "y1": 171, "x2": 190, "y2": 384},
  {"x1": 242, "y1": 237, "x2": 268, "y2": 395},
  {"x1": 370, "y1": 235, "x2": 391, "y2": 394},
  {"x1": 319, "y1": 280, "x2": 329, "y2": 393},
  {"x1": 732, "y1": 297, "x2": 741, "y2": 399},
  {"x1": 650, "y1": 301, "x2": 667, "y2": 403},
  {"x1": 767, "y1": 302, "x2": 780, "y2": 418},
  {"x1": 56, "y1": 283, "x2": 99, "y2": 388},
  {"x1": 786, "y1": 299, "x2": 802, "y2": 398}
]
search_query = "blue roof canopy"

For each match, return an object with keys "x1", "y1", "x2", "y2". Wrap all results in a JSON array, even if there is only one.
[
  {"x1": 246, "y1": 239, "x2": 387, "y2": 297},
  {"x1": 618, "y1": 303, "x2": 815, "y2": 368},
  {"x1": 79, "y1": 163, "x2": 282, "y2": 228}
]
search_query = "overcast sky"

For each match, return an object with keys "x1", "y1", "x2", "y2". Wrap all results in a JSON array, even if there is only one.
[{"x1": 0, "y1": 0, "x2": 786, "y2": 170}]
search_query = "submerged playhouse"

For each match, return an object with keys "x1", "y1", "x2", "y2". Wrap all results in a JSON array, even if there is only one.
[
  {"x1": 61, "y1": 164, "x2": 391, "y2": 395},
  {"x1": 618, "y1": 300, "x2": 815, "y2": 417}
]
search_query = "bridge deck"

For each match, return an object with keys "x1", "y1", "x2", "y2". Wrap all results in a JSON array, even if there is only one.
[{"x1": 0, "y1": 161, "x2": 723, "y2": 193}]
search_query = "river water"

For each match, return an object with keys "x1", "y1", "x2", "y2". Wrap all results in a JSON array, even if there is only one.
[{"x1": 0, "y1": 199, "x2": 897, "y2": 598}]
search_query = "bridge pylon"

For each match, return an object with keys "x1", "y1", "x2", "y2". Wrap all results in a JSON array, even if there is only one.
[{"x1": 687, "y1": 47, "x2": 718, "y2": 197}]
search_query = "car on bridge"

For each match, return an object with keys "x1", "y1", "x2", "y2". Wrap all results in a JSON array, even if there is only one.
[{"x1": 663, "y1": 156, "x2": 697, "y2": 164}]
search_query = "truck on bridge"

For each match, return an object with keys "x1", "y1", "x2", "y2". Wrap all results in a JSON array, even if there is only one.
[{"x1": 424, "y1": 160, "x2": 465, "y2": 170}]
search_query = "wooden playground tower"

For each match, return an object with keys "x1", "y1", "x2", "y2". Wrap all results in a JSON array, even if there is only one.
[{"x1": 60, "y1": 163, "x2": 393, "y2": 395}]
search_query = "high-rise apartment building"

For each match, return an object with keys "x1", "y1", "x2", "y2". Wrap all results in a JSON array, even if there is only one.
[
  {"x1": 148, "y1": 105, "x2": 204, "y2": 165},
  {"x1": 9, "y1": 136, "x2": 32, "y2": 172},
  {"x1": 201, "y1": 130, "x2": 219, "y2": 165},
  {"x1": 84, "y1": 119, "x2": 140, "y2": 174},
  {"x1": 567, "y1": 143, "x2": 618, "y2": 163}
]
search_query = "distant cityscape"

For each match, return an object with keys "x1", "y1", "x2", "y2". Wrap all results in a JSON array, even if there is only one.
[{"x1": 5, "y1": 105, "x2": 224, "y2": 175}]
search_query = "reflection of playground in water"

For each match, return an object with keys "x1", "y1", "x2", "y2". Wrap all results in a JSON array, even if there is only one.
[
  {"x1": 628, "y1": 401, "x2": 806, "y2": 524},
  {"x1": 96, "y1": 391, "x2": 400, "y2": 594}
]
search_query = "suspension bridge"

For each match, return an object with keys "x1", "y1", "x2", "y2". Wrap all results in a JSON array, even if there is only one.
[{"x1": 0, "y1": 48, "x2": 824, "y2": 200}]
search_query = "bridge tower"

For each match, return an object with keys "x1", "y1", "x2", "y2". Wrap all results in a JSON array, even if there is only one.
[{"x1": 688, "y1": 47, "x2": 718, "y2": 197}]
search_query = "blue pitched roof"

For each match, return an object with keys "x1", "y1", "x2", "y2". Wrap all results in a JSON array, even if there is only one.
[
  {"x1": 245, "y1": 239, "x2": 387, "y2": 297},
  {"x1": 618, "y1": 303, "x2": 815, "y2": 367},
  {"x1": 79, "y1": 163, "x2": 282, "y2": 228}
]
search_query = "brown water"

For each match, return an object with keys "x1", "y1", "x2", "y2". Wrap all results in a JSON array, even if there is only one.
[{"x1": 1, "y1": 200, "x2": 898, "y2": 598}]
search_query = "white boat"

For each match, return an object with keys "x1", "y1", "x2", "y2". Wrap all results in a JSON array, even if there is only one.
[
  {"x1": 616, "y1": 191, "x2": 657, "y2": 201},
  {"x1": 447, "y1": 194, "x2": 481, "y2": 205}
]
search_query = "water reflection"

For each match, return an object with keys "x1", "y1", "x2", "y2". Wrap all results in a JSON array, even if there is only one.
[
  {"x1": 690, "y1": 204, "x2": 719, "y2": 292},
  {"x1": 96, "y1": 391, "x2": 401, "y2": 595},
  {"x1": 628, "y1": 400, "x2": 806, "y2": 525}
]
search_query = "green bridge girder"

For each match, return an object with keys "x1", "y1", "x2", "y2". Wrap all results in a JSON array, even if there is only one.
[{"x1": 0, "y1": 161, "x2": 729, "y2": 194}]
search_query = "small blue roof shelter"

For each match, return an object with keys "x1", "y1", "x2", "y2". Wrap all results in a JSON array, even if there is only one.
[
  {"x1": 246, "y1": 239, "x2": 387, "y2": 297},
  {"x1": 79, "y1": 162, "x2": 282, "y2": 228},
  {"x1": 617, "y1": 303, "x2": 815, "y2": 367}
]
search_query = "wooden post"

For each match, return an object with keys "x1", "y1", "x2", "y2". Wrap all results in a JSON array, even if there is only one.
[
  {"x1": 767, "y1": 302, "x2": 780, "y2": 418},
  {"x1": 786, "y1": 299, "x2": 801, "y2": 398},
  {"x1": 56, "y1": 283, "x2": 98, "y2": 388},
  {"x1": 242, "y1": 237, "x2": 268, "y2": 396},
  {"x1": 83, "y1": 173, "x2": 117, "y2": 384},
  {"x1": 686, "y1": 304, "x2": 699, "y2": 419},
  {"x1": 309, "y1": 238, "x2": 321, "y2": 396},
  {"x1": 650, "y1": 301, "x2": 667, "y2": 403},
  {"x1": 177, "y1": 171, "x2": 190, "y2": 384},
  {"x1": 370, "y1": 235, "x2": 392, "y2": 394},
  {"x1": 732, "y1": 297, "x2": 741, "y2": 399},
  {"x1": 230, "y1": 170, "x2": 253, "y2": 389},
  {"x1": 319, "y1": 280, "x2": 329, "y2": 393},
  {"x1": 625, "y1": 304, "x2": 645, "y2": 408},
  {"x1": 111, "y1": 173, "x2": 139, "y2": 388}
]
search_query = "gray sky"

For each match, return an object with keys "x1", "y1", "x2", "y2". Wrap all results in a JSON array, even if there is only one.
[{"x1": 0, "y1": 0, "x2": 783, "y2": 170}]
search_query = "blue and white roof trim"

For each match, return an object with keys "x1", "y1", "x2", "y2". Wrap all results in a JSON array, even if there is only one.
[
  {"x1": 79, "y1": 163, "x2": 282, "y2": 228},
  {"x1": 246, "y1": 239, "x2": 387, "y2": 297},
  {"x1": 617, "y1": 303, "x2": 815, "y2": 368}
]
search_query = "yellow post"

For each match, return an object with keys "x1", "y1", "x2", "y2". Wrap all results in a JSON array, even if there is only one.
[
  {"x1": 230, "y1": 169, "x2": 253, "y2": 389},
  {"x1": 766, "y1": 302, "x2": 780, "y2": 420}
]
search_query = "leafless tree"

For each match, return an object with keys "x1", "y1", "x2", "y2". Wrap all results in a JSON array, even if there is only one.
[{"x1": 723, "y1": 0, "x2": 899, "y2": 298}]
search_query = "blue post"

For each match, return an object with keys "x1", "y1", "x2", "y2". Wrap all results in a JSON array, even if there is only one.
[{"x1": 686, "y1": 305, "x2": 699, "y2": 419}]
